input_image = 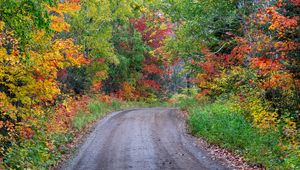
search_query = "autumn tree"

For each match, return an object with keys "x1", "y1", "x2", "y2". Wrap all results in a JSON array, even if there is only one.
[{"x1": 0, "y1": 1, "x2": 85, "y2": 167}]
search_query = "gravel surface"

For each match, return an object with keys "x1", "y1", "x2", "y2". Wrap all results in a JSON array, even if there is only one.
[{"x1": 62, "y1": 108, "x2": 230, "y2": 170}]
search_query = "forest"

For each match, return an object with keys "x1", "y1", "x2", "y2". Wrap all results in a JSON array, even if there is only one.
[{"x1": 0, "y1": 0, "x2": 299, "y2": 169}]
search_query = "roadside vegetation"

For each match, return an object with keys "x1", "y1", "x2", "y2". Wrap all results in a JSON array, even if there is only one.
[{"x1": 171, "y1": 90, "x2": 299, "y2": 169}]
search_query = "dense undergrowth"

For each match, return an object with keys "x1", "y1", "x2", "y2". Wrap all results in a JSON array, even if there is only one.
[{"x1": 171, "y1": 93, "x2": 299, "y2": 169}]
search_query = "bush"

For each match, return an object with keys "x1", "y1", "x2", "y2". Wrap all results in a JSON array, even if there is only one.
[{"x1": 3, "y1": 137, "x2": 54, "y2": 169}]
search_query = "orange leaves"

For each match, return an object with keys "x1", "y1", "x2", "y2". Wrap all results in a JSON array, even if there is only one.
[
  {"x1": 255, "y1": 3, "x2": 299, "y2": 36},
  {"x1": 48, "y1": 0, "x2": 81, "y2": 15},
  {"x1": 91, "y1": 81, "x2": 102, "y2": 93},
  {"x1": 99, "y1": 95, "x2": 111, "y2": 104},
  {"x1": 274, "y1": 41, "x2": 299, "y2": 53},
  {"x1": 269, "y1": 13, "x2": 298, "y2": 32},
  {"x1": 47, "y1": 96, "x2": 91, "y2": 133},
  {"x1": 20, "y1": 127, "x2": 34, "y2": 139},
  {"x1": 251, "y1": 57, "x2": 283, "y2": 73},
  {"x1": 200, "y1": 62, "x2": 215, "y2": 74},
  {"x1": 116, "y1": 82, "x2": 136, "y2": 100},
  {"x1": 195, "y1": 89, "x2": 210, "y2": 100},
  {"x1": 122, "y1": 82, "x2": 135, "y2": 98},
  {"x1": 260, "y1": 73, "x2": 293, "y2": 90},
  {"x1": 230, "y1": 42, "x2": 251, "y2": 63},
  {"x1": 48, "y1": 1, "x2": 81, "y2": 32},
  {"x1": 50, "y1": 16, "x2": 71, "y2": 32}
]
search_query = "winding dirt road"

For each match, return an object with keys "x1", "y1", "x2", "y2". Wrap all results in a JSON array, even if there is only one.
[{"x1": 63, "y1": 108, "x2": 230, "y2": 170}]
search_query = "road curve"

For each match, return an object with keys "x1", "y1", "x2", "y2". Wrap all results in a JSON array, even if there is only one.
[{"x1": 63, "y1": 108, "x2": 230, "y2": 170}]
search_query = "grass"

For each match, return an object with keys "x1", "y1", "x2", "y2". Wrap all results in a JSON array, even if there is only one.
[
  {"x1": 180, "y1": 101, "x2": 284, "y2": 169},
  {"x1": 72, "y1": 101, "x2": 111, "y2": 129}
]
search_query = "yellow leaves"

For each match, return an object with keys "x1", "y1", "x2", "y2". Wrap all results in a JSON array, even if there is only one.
[
  {"x1": 32, "y1": 30, "x2": 46, "y2": 42},
  {"x1": 53, "y1": 38, "x2": 86, "y2": 66},
  {"x1": 252, "y1": 110, "x2": 279, "y2": 129},
  {"x1": 0, "y1": 47, "x2": 19, "y2": 64},
  {"x1": 243, "y1": 98, "x2": 279, "y2": 129},
  {"x1": 269, "y1": 24, "x2": 276, "y2": 30},
  {"x1": 0, "y1": 21, "x2": 5, "y2": 31},
  {"x1": 0, "y1": 34, "x2": 83, "y2": 130},
  {"x1": 0, "y1": 1, "x2": 88, "y2": 161},
  {"x1": 47, "y1": 1, "x2": 81, "y2": 15}
]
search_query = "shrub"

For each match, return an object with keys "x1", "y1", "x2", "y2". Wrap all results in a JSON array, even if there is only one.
[{"x1": 187, "y1": 102, "x2": 292, "y2": 169}]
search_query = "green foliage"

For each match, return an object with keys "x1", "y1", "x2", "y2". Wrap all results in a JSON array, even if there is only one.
[
  {"x1": 0, "y1": 0, "x2": 55, "y2": 51},
  {"x1": 4, "y1": 136, "x2": 55, "y2": 169},
  {"x1": 187, "y1": 102, "x2": 286, "y2": 168},
  {"x1": 162, "y1": 0, "x2": 239, "y2": 58},
  {"x1": 67, "y1": 0, "x2": 147, "y2": 92},
  {"x1": 111, "y1": 99, "x2": 122, "y2": 110},
  {"x1": 69, "y1": 0, "x2": 115, "y2": 62},
  {"x1": 69, "y1": 0, "x2": 143, "y2": 62},
  {"x1": 104, "y1": 27, "x2": 148, "y2": 92}
]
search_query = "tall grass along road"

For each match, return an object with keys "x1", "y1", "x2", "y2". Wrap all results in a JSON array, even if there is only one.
[{"x1": 63, "y1": 108, "x2": 229, "y2": 170}]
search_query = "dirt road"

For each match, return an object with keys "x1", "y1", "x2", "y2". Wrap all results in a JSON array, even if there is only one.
[{"x1": 63, "y1": 108, "x2": 230, "y2": 170}]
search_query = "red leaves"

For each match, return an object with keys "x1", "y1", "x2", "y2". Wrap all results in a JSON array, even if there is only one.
[
  {"x1": 289, "y1": 0, "x2": 300, "y2": 6},
  {"x1": 132, "y1": 18, "x2": 147, "y2": 32},
  {"x1": 140, "y1": 79, "x2": 161, "y2": 90},
  {"x1": 57, "y1": 68, "x2": 68, "y2": 79},
  {"x1": 143, "y1": 64, "x2": 163, "y2": 74},
  {"x1": 95, "y1": 58, "x2": 106, "y2": 64},
  {"x1": 128, "y1": 13, "x2": 174, "y2": 96},
  {"x1": 132, "y1": 13, "x2": 173, "y2": 49}
]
